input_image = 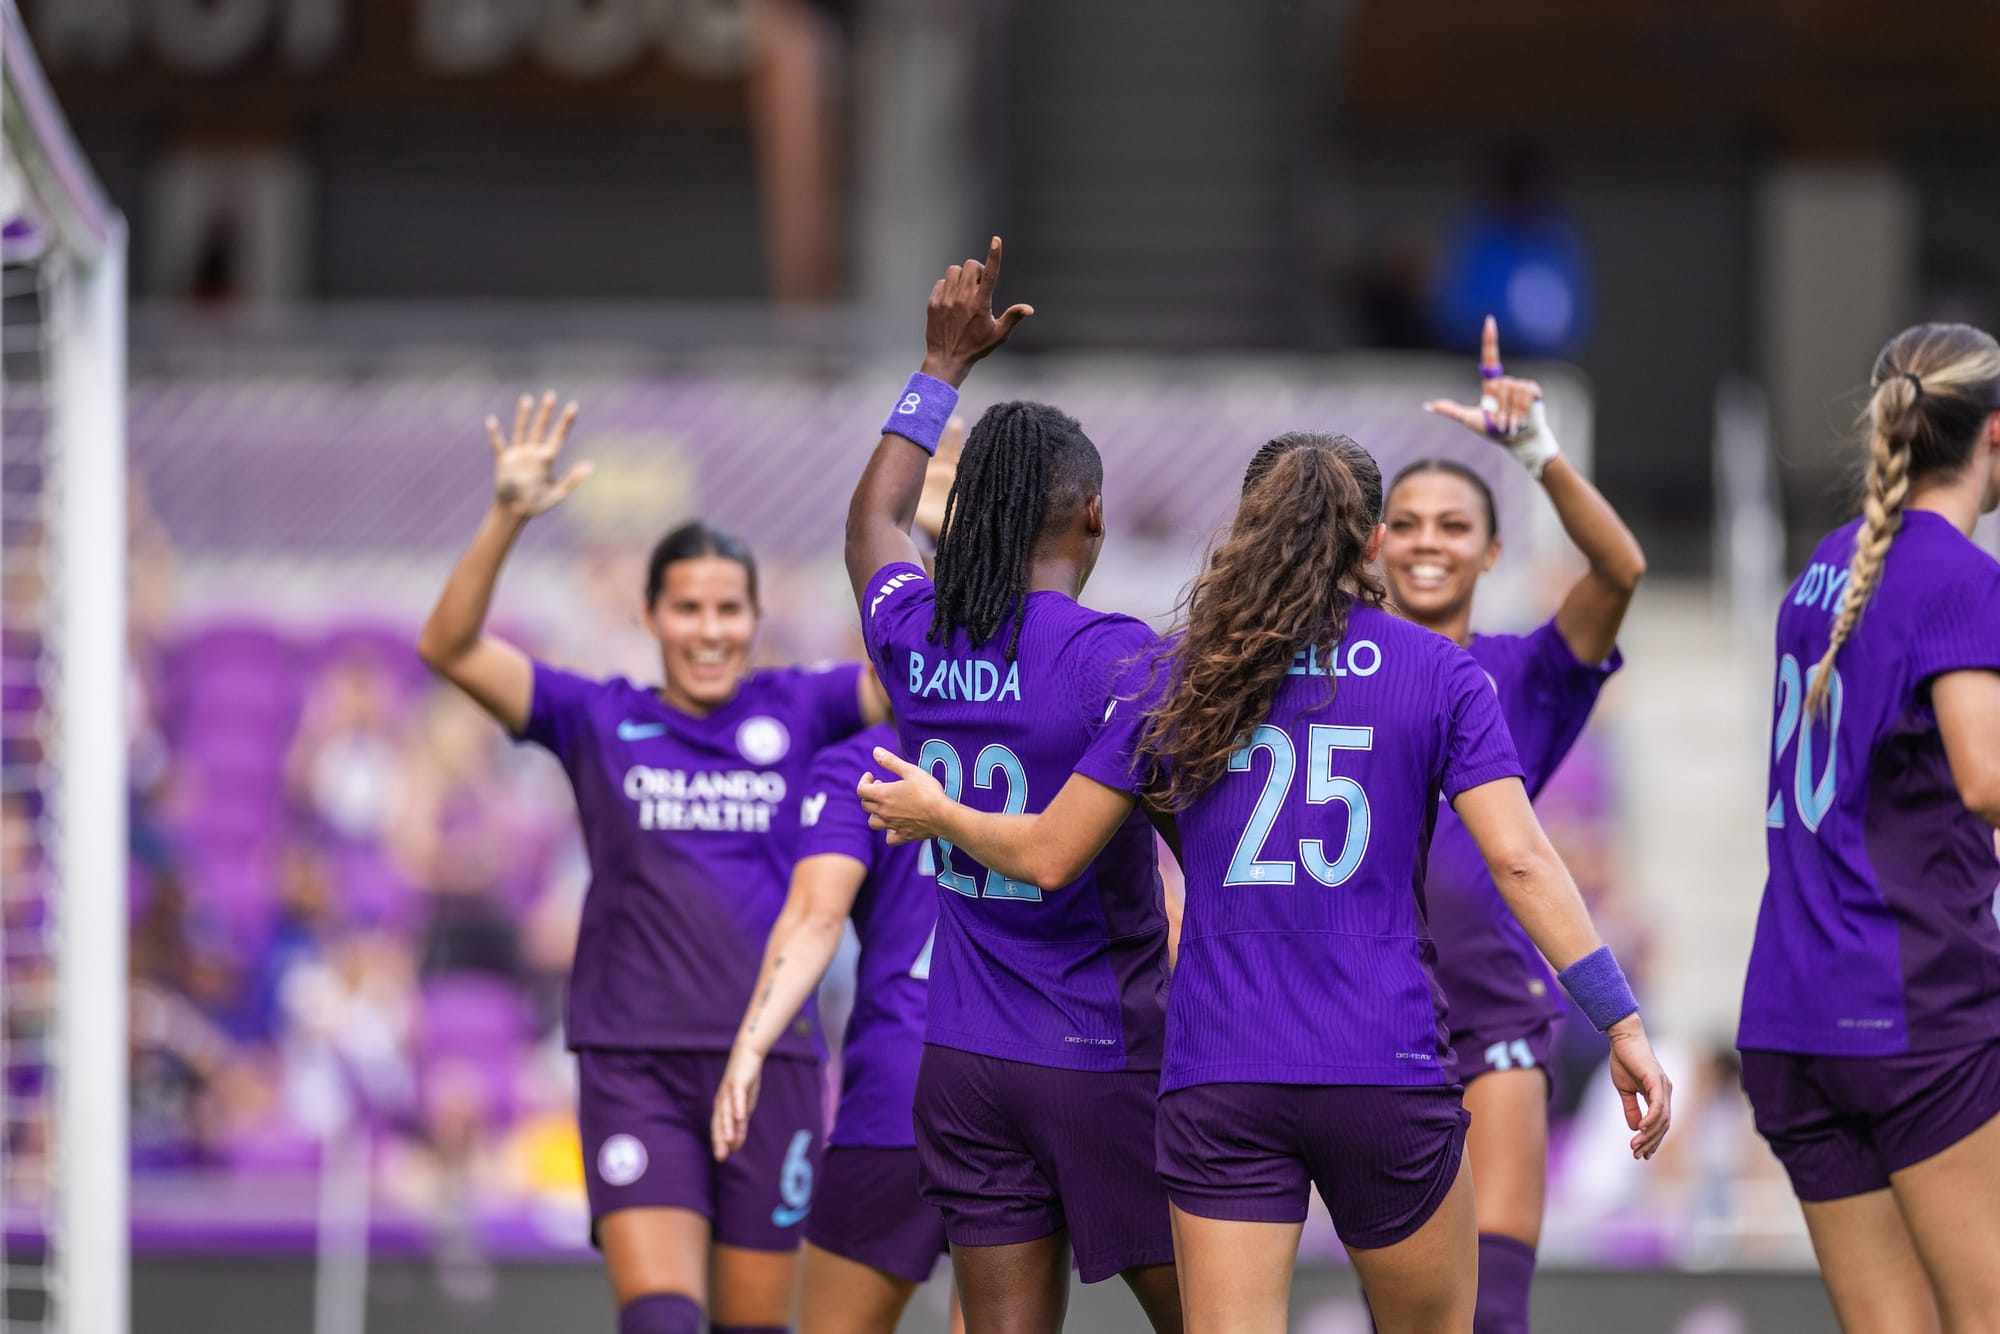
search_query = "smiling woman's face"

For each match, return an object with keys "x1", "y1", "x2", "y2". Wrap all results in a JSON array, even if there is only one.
[
  {"x1": 648, "y1": 556, "x2": 758, "y2": 715},
  {"x1": 1380, "y1": 470, "x2": 1500, "y2": 626}
]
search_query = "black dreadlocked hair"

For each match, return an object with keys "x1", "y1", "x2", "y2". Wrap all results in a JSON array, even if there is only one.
[{"x1": 928, "y1": 400, "x2": 1103, "y2": 660}]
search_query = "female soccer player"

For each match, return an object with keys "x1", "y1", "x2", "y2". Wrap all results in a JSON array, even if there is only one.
[
  {"x1": 844, "y1": 239, "x2": 1182, "y2": 1334},
  {"x1": 1376, "y1": 316, "x2": 1644, "y2": 1331},
  {"x1": 417, "y1": 392, "x2": 889, "y2": 1334},
  {"x1": 1737, "y1": 323, "x2": 2000, "y2": 1334},
  {"x1": 710, "y1": 720, "x2": 951, "y2": 1334},
  {"x1": 859, "y1": 433, "x2": 1670, "y2": 1333},
  {"x1": 711, "y1": 434, "x2": 964, "y2": 1334}
]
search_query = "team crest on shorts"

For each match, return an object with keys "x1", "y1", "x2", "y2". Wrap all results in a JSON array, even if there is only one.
[
  {"x1": 598, "y1": 1133, "x2": 648, "y2": 1187},
  {"x1": 736, "y1": 716, "x2": 791, "y2": 765}
]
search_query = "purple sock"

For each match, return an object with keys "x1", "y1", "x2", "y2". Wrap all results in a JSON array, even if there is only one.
[
  {"x1": 1474, "y1": 1233, "x2": 1537, "y2": 1334},
  {"x1": 619, "y1": 1293, "x2": 702, "y2": 1334}
]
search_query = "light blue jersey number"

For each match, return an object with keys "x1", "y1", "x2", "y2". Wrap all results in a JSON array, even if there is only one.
[
  {"x1": 916, "y1": 738, "x2": 1043, "y2": 903},
  {"x1": 1767, "y1": 654, "x2": 1843, "y2": 832},
  {"x1": 1226, "y1": 724, "x2": 1374, "y2": 887},
  {"x1": 1484, "y1": 1039, "x2": 1538, "y2": 1072}
]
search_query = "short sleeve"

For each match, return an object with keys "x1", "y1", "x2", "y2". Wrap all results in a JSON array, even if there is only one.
[
  {"x1": 1511, "y1": 618, "x2": 1621, "y2": 786},
  {"x1": 1439, "y1": 647, "x2": 1526, "y2": 799},
  {"x1": 1909, "y1": 565, "x2": 2000, "y2": 685},
  {"x1": 518, "y1": 661, "x2": 601, "y2": 760},
  {"x1": 1521, "y1": 617, "x2": 1623, "y2": 688},
  {"x1": 859, "y1": 561, "x2": 932, "y2": 681},
  {"x1": 794, "y1": 744, "x2": 879, "y2": 869},
  {"x1": 1072, "y1": 624, "x2": 1166, "y2": 794},
  {"x1": 790, "y1": 662, "x2": 868, "y2": 753}
]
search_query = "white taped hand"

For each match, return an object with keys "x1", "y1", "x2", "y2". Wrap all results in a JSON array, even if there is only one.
[{"x1": 1482, "y1": 394, "x2": 1561, "y2": 480}]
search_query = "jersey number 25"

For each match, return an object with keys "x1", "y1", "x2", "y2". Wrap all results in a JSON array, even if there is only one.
[{"x1": 1227, "y1": 724, "x2": 1374, "y2": 887}]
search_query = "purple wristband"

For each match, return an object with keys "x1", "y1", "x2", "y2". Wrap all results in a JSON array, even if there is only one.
[
  {"x1": 1556, "y1": 945, "x2": 1638, "y2": 1031},
  {"x1": 881, "y1": 372, "x2": 959, "y2": 455}
]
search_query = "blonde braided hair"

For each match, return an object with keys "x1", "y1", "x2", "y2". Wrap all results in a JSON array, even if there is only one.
[{"x1": 1807, "y1": 324, "x2": 2000, "y2": 717}]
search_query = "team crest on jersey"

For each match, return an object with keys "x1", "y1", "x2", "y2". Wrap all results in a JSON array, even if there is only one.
[
  {"x1": 598, "y1": 1133, "x2": 648, "y2": 1187},
  {"x1": 736, "y1": 716, "x2": 791, "y2": 765}
]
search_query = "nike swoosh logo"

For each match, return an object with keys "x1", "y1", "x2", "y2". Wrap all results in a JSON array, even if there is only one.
[
  {"x1": 617, "y1": 721, "x2": 668, "y2": 742},
  {"x1": 771, "y1": 1204, "x2": 810, "y2": 1228}
]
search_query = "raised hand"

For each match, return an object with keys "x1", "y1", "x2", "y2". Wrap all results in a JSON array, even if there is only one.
[
  {"x1": 858, "y1": 746, "x2": 949, "y2": 846},
  {"x1": 913, "y1": 415, "x2": 965, "y2": 542},
  {"x1": 488, "y1": 390, "x2": 592, "y2": 518},
  {"x1": 1423, "y1": 316, "x2": 1547, "y2": 442},
  {"x1": 1606, "y1": 1015, "x2": 1674, "y2": 1160},
  {"x1": 921, "y1": 236, "x2": 1034, "y2": 388}
]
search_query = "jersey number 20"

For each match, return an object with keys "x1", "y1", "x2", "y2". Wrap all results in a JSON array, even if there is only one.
[
  {"x1": 1227, "y1": 724, "x2": 1373, "y2": 886},
  {"x1": 1768, "y1": 654, "x2": 1843, "y2": 833}
]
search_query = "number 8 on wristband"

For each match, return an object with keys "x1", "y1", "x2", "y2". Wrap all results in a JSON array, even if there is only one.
[{"x1": 882, "y1": 373, "x2": 960, "y2": 455}]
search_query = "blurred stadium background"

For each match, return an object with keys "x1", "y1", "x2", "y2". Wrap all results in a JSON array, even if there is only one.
[{"x1": 8, "y1": 0, "x2": 2000, "y2": 1329}]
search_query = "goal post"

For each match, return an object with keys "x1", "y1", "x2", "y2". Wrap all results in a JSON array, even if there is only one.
[{"x1": 3, "y1": 3, "x2": 129, "y2": 1333}]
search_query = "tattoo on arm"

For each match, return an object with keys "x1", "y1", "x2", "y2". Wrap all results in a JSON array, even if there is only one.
[{"x1": 745, "y1": 955, "x2": 785, "y2": 1039}]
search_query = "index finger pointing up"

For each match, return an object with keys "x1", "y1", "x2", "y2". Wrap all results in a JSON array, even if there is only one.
[
  {"x1": 1481, "y1": 315, "x2": 1502, "y2": 374},
  {"x1": 981, "y1": 236, "x2": 1003, "y2": 293}
]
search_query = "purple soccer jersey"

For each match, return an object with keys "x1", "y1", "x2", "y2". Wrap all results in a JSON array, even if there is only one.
[
  {"x1": 1122, "y1": 606, "x2": 1524, "y2": 1093},
  {"x1": 860, "y1": 561, "x2": 1170, "y2": 1073},
  {"x1": 794, "y1": 724, "x2": 936, "y2": 1148},
  {"x1": 1427, "y1": 619, "x2": 1622, "y2": 1042},
  {"x1": 1739, "y1": 511, "x2": 2000, "y2": 1057},
  {"x1": 519, "y1": 660, "x2": 865, "y2": 1055}
]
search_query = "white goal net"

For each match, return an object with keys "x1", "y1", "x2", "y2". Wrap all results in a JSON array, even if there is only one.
[{"x1": 1, "y1": 4, "x2": 127, "y2": 1332}]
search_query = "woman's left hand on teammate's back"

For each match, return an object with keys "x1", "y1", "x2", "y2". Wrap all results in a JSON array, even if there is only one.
[
  {"x1": 857, "y1": 747, "x2": 948, "y2": 846},
  {"x1": 1605, "y1": 1014, "x2": 1674, "y2": 1160}
]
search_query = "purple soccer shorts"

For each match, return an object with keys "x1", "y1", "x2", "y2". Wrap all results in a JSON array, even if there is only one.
[{"x1": 577, "y1": 1048, "x2": 824, "y2": 1250}]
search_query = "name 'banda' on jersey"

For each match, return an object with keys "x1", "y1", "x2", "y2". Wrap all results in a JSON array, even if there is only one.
[
  {"x1": 861, "y1": 560, "x2": 1170, "y2": 1074},
  {"x1": 1739, "y1": 511, "x2": 2000, "y2": 1057},
  {"x1": 1100, "y1": 607, "x2": 1524, "y2": 1092},
  {"x1": 1426, "y1": 620, "x2": 1622, "y2": 1041},
  {"x1": 794, "y1": 723, "x2": 936, "y2": 1148},
  {"x1": 518, "y1": 660, "x2": 865, "y2": 1056}
]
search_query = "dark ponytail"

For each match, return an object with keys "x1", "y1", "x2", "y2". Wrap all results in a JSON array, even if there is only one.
[
  {"x1": 1145, "y1": 434, "x2": 1386, "y2": 809},
  {"x1": 929, "y1": 400, "x2": 1103, "y2": 659},
  {"x1": 1245, "y1": 431, "x2": 1386, "y2": 527}
]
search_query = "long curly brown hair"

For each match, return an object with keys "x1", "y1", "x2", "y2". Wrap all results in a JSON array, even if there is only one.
[{"x1": 1141, "y1": 433, "x2": 1386, "y2": 810}]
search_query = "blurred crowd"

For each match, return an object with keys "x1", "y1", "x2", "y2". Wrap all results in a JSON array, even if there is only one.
[{"x1": 119, "y1": 490, "x2": 593, "y2": 1266}]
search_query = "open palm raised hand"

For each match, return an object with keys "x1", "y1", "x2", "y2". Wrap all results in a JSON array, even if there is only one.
[{"x1": 489, "y1": 390, "x2": 592, "y2": 518}]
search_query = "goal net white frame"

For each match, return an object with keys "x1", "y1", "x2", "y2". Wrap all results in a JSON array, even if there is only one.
[{"x1": 2, "y1": 4, "x2": 127, "y2": 1332}]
